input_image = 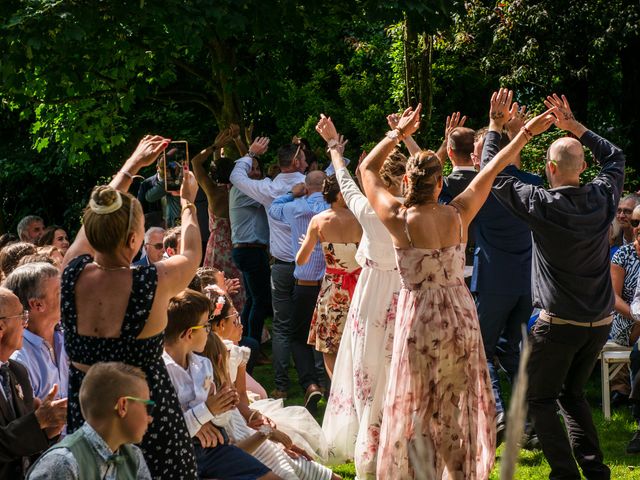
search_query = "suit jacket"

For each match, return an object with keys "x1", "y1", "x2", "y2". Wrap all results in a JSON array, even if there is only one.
[
  {"x1": 0, "y1": 360, "x2": 50, "y2": 479},
  {"x1": 440, "y1": 168, "x2": 478, "y2": 266}
]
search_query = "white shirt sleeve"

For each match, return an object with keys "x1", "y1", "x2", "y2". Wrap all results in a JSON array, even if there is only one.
[
  {"x1": 335, "y1": 167, "x2": 371, "y2": 221},
  {"x1": 229, "y1": 157, "x2": 274, "y2": 206}
]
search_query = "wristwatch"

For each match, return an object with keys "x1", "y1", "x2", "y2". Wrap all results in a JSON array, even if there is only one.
[{"x1": 247, "y1": 151, "x2": 257, "y2": 159}]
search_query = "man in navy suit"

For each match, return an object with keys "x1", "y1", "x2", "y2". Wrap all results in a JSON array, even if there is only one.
[{"x1": 472, "y1": 108, "x2": 543, "y2": 445}]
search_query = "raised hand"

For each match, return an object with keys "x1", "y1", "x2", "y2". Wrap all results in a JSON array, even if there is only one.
[
  {"x1": 445, "y1": 111, "x2": 467, "y2": 139},
  {"x1": 396, "y1": 103, "x2": 422, "y2": 138},
  {"x1": 328, "y1": 134, "x2": 348, "y2": 155},
  {"x1": 291, "y1": 183, "x2": 307, "y2": 198},
  {"x1": 387, "y1": 113, "x2": 400, "y2": 130},
  {"x1": 315, "y1": 114, "x2": 339, "y2": 143},
  {"x1": 505, "y1": 103, "x2": 529, "y2": 140},
  {"x1": 543, "y1": 94, "x2": 583, "y2": 134},
  {"x1": 489, "y1": 88, "x2": 513, "y2": 130},
  {"x1": 180, "y1": 164, "x2": 198, "y2": 203},
  {"x1": 524, "y1": 108, "x2": 556, "y2": 137},
  {"x1": 249, "y1": 137, "x2": 270, "y2": 156},
  {"x1": 224, "y1": 277, "x2": 241, "y2": 295},
  {"x1": 127, "y1": 135, "x2": 171, "y2": 169},
  {"x1": 214, "y1": 128, "x2": 233, "y2": 149}
]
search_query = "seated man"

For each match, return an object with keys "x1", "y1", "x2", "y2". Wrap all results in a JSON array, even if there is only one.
[
  {"x1": 27, "y1": 362, "x2": 153, "y2": 479},
  {"x1": 0, "y1": 287, "x2": 66, "y2": 478},
  {"x1": 5, "y1": 262, "x2": 69, "y2": 400}
]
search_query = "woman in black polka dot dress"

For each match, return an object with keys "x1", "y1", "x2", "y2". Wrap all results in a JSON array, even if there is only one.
[{"x1": 61, "y1": 136, "x2": 202, "y2": 479}]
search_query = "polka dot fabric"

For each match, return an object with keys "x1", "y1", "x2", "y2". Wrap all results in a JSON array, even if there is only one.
[{"x1": 62, "y1": 254, "x2": 198, "y2": 479}]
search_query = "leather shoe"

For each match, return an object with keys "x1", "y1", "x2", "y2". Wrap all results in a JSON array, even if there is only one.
[
  {"x1": 304, "y1": 384, "x2": 322, "y2": 414},
  {"x1": 627, "y1": 429, "x2": 640, "y2": 454},
  {"x1": 495, "y1": 412, "x2": 506, "y2": 447},
  {"x1": 521, "y1": 433, "x2": 541, "y2": 451},
  {"x1": 270, "y1": 389, "x2": 288, "y2": 400}
]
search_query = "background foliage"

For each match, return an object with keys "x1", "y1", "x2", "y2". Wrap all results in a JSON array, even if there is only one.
[{"x1": 1, "y1": 0, "x2": 638, "y2": 232}]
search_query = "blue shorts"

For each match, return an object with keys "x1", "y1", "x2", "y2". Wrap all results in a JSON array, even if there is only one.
[{"x1": 194, "y1": 441, "x2": 271, "y2": 479}]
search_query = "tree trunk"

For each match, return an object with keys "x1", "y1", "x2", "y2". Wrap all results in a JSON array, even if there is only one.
[
  {"x1": 403, "y1": 14, "x2": 433, "y2": 130},
  {"x1": 620, "y1": 34, "x2": 640, "y2": 174}
]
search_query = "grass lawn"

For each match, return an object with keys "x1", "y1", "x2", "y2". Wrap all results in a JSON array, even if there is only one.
[{"x1": 251, "y1": 337, "x2": 640, "y2": 479}]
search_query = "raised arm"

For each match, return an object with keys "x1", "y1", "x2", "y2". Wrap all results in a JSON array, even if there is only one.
[
  {"x1": 296, "y1": 216, "x2": 320, "y2": 266},
  {"x1": 192, "y1": 130, "x2": 233, "y2": 206},
  {"x1": 63, "y1": 135, "x2": 170, "y2": 267},
  {"x1": 361, "y1": 104, "x2": 421, "y2": 230},
  {"x1": 450, "y1": 89, "x2": 554, "y2": 226},
  {"x1": 387, "y1": 112, "x2": 422, "y2": 157},
  {"x1": 228, "y1": 137, "x2": 272, "y2": 206},
  {"x1": 268, "y1": 184, "x2": 305, "y2": 222},
  {"x1": 435, "y1": 112, "x2": 467, "y2": 166},
  {"x1": 229, "y1": 123, "x2": 249, "y2": 157}
]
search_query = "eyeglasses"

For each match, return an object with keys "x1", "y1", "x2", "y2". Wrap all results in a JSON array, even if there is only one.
[
  {"x1": 224, "y1": 312, "x2": 242, "y2": 327},
  {"x1": 146, "y1": 242, "x2": 164, "y2": 250},
  {"x1": 189, "y1": 322, "x2": 213, "y2": 334},
  {"x1": 0, "y1": 310, "x2": 29, "y2": 327},
  {"x1": 630, "y1": 219, "x2": 640, "y2": 228},
  {"x1": 115, "y1": 396, "x2": 156, "y2": 415},
  {"x1": 618, "y1": 208, "x2": 634, "y2": 216}
]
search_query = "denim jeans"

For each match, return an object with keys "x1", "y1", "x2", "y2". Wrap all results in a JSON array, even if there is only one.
[
  {"x1": 527, "y1": 320, "x2": 611, "y2": 480},
  {"x1": 232, "y1": 247, "x2": 271, "y2": 345},
  {"x1": 476, "y1": 292, "x2": 532, "y2": 414},
  {"x1": 270, "y1": 262, "x2": 295, "y2": 391}
]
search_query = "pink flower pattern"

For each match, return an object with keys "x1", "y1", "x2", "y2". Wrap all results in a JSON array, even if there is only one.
[{"x1": 377, "y1": 244, "x2": 496, "y2": 479}]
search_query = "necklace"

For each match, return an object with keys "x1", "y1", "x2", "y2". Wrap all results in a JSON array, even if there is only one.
[{"x1": 92, "y1": 261, "x2": 131, "y2": 271}]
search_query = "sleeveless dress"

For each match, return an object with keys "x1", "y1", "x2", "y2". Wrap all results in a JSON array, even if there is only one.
[
  {"x1": 308, "y1": 242, "x2": 360, "y2": 354},
  {"x1": 204, "y1": 213, "x2": 246, "y2": 312},
  {"x1": 61, "y1": 255, "x2": 198, "y2": 479},
  {"x1": 322, "y1": 167, "x2": 401, "y2": 478},
  {"x1": 377, "y1": 210, "x2": 495, "y2": 479}
]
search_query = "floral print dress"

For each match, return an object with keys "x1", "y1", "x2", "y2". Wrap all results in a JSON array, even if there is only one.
[
  {"x1": 377, "y1": 217, "x2": 495, "y2": 479},
  {"x1": 308, "y1": 242, "x2": 360, "y2": 354}
]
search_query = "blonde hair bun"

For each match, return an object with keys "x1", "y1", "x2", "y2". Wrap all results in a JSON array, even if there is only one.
[{"x1": 89, "y1": 186, "x2": 123, "y2": 214}]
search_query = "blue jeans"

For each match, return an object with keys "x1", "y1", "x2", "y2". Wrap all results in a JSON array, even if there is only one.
[
  {"x1": 232, "y1": 247, "x2": 271, "y2": 345},
  {"x1": 476, "y1": 292, "x2": 532, "y2": 414},
  {"x1": 270, "y1": 262, "x2": 295, "y2": 391}
]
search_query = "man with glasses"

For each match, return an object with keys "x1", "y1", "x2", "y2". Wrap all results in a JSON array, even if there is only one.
[
  {"x1": 134, "y1": 227, "x2": 166, "y2": 266},
  {"x1": 611, "y1": 194, "x2": 640, "y2": 247},
  {"x1": 5, "y1": 262, "x2": 69, "y2": 401},
  {"x1": 0, "y1": 286, "x2": 67, "y2": 478},
  {"x1": 27, "y1": 362, "x2": 153, "y2": 479},
  {"x1": 484, "y1": 94, "x2": 625, "y2": 480}
]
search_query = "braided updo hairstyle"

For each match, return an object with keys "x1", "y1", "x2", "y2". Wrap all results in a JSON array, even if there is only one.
[
  {"x1": 404, "y1": 151, "x2": 443, "y2": 208},
  {"x1": 379, "y1": 149, "x2": 407, "y2": 190},
  {"x1": 322, "y1": 174, "x2": 341, "y2": 204},
  {"x1": 83, "y1": 186, "x2": 143, "y2": 253}
]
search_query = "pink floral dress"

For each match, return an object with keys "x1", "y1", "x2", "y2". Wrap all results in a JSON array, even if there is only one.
[
  {"x1": 377, "y1": 237, "x2": 495, "y2": 479},
  {"x1": 204, "y1": 214, "x2": 245, "y2": 312},
  {"x1": 308, "y1": 242, "x2": 360, "y2": 354}
]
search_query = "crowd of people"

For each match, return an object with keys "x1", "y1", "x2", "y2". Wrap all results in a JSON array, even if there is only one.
[{"x1": 0, "y1": 88, "x2": 635, "y2": 480}]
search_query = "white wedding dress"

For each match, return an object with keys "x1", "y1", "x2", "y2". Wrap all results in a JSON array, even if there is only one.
[{"x1": 322, "y1": 167, "x2": 402, "y2": 479}]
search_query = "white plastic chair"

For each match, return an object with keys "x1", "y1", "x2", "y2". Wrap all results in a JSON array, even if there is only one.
[{"x1": 600, "y1": 341, "x2": 632, "y2": 420}]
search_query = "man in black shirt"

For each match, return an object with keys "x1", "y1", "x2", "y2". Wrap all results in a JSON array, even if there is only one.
[{"x1": 484, "y1": 94, "x2": 624, "y2": 480}]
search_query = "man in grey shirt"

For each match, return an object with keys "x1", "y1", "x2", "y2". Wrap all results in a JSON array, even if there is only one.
[{"x1": 484, "y1": 94, "x2": 624, "y2": 480}]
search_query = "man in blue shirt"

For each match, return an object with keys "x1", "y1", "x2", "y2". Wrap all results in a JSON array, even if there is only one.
[
  {"x1": 5, "y1": 262, "x2": 68, "y2": 401},
  {"x1": 269, "y1": 170, "x2": 328, "y2": 410}
]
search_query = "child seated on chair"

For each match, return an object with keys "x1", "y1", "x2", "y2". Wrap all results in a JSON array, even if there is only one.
[
  {"x1": 27, "y1": 362, "x2": 153, "y2": 479},
  {"x1": 163, "y1": 288, "x2": 280, "y2": 480}
]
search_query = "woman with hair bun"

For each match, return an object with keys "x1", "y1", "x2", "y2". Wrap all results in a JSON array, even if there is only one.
[
  {"x1": 297, "y1": 171, "x2": 362, "y2": 378},
  {"x1": 61, "y1": 135, "x2": 202, "y2": 479},
  {"x1": 360, "y1": 92, "x2": 555, "y2": 479}
]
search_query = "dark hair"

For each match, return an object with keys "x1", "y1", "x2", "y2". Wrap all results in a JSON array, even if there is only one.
[
  {"x1": 322, "y1": 175, "x2": 341, "y2": 204},
  {"x1": 210, "y1": 157, "x2": 234, "y2": 184},
  {"x1": 0, "y1": 242, "x2": 37, "y2": 278},
  {"x1": 277, "y1": 144, "x2": 302, "y2": 169},
  {"x1": 83, "y1": 186, "x2": 143, "y2": 253},
  {"x1": 166, "y1": 289, "x2": 212, "y2": 342},
  {"x1": 380, "y1": 150, "x2": 407, "y2": 189},
  {"x1": 163, "y1": 226, "x2": 181, "y2": 250},
  {"x1": 404, "y1": 151, "x2": 443, "y2": 208},
  {"x1": 0, "y1": 233, "x2": 18, "y2": 251},
  {"x1": 36, "y1": 225, "x2": 65, "y2": 248}
]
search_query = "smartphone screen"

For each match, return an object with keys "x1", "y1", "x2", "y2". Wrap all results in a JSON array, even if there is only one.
[{"x1": 162, "y1": 141, "x2": 189, "y2": 192}]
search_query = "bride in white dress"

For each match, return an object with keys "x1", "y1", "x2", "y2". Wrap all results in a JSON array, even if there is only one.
[{"x1": 316, "y1": 116, "x2": 412, "y2": 478}]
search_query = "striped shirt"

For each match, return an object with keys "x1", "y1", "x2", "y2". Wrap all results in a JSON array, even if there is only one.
[{"x1": 269, "y1": 192, "x2": 329, "y2": 281}]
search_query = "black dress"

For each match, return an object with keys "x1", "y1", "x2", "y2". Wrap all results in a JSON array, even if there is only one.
[{"x1": 61, "y1": 254, "x2": 198, "y2": 479}]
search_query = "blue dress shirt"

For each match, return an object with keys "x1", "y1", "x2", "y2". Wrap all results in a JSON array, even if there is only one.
[
  {"x1": 11, "y1": 328, "x2": 69, "y2": 400},
  {"x1": 269, "y1": 192, "x2": 329, "y2": 280}
]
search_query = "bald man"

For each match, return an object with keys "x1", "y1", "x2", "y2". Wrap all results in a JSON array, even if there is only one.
[
  {"x1": 483, "y1": 95, "x2": 624, "y2": 480},
  {"x1": 268, "y1": 170, "x2": 329, "y2": 410}
]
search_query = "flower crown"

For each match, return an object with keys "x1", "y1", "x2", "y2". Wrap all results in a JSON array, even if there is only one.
[{"x1": 204, "y1": 284, "x2": 227, "y2": 316}]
